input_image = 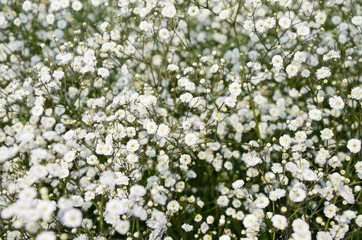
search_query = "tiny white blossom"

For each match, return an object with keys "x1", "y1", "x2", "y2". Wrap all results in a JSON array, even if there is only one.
[
  {"x1": 182, "y1": 223, "x2": 193, "y2": 232},
  {"x1": 347, "y1": 139, "x2": 361, "y2": 153},
  {"x1": 63, "y1": 208, "x2": 83, "y2": 228}
]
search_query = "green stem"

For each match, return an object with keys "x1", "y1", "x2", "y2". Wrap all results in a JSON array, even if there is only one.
[
  {"x1": 100, "y1": 195, "x2": 105, "y2": 234},
  {"x1": 231, "y1": 1, "x2": 263, "y2": 147}
]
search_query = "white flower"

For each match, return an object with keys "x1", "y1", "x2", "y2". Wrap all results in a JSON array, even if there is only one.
[
  {"x1": 36, "y1": 232, "x2": 56, "y2": 240},
  {"x1": 352, "y1": 16, "x2": 362, "y2": 26},
  {"x1": 97, "y1": 68, "x2": 110, "y2": 78},
  {"x1": 84, "y1": 191, "x2": 95, "y2": 202},
  {"x1": 255, "y1": 196, "x2": 269, "y2": 208},
  {"x1": 180, "y1": 154, "x2": 191, "y2": 165},
  {"x1": 162, "y1": 4, "x2": 176, "y2": 18},
  {"x1": 53, "y1": 70, "x2": 64, "y2": 80},
  {"x1": 289, "y1": 187, "x2": 306, "y2": 202},
  {"x1": 242, "y1": 154, "x2": 262, "y2": 167},
  {"x1": 157, "y1": 124, "x2": 170, "y2": 137},
  {"x1": 225, "y1": 96, "x2": 237, "y2": 107},
  {"x1": 271, "y1": 215, "x2": 288, "y2": 230},
  {"x1": 217, "y1": 195, "x2": 229, "y2": 207},
  {"x1": 279, "y1": 17, "x2": 291, "y2": 28},
  {"x1": 139, "y1": 21, "x2": 153, "y2": 32},
  {"x1": 292, "y1": 218, "x2": 309, "y2": 235},
  {"x1": 286, "y1": 64, "x2": 299, "y2": 77},
  {"x1": 63, "y1": 130, "x2": 74, "y2": 141},
  {"x1": 315, "y1": 12, "x2": 327, "y2": 24},
  {"x1": 146, "y1": 209, "x2": 167, "y2": 229},
  {"x1": 71, "y1": 196, "x2": 84, "y2": 207},
  {"x1": 351, "y1": 86, "x2": 362, "y2": 100},
  {"x1": 30, "y1": 165, "x2": 48, "y2": 179},
  {"x1": 297, "y1": 26, "x2": 310, "y2": 36},
  {"x1": 316, "y1": 67, "x2": 331, "y2": 80},
  {"x1": 293, "y1": 51, "x2": 307, "y2": 63},
  {"x1": 265, "y1": 17, "x2": 276, "y2": 28},
  {"x1": 167, "y1": 64, "x2": 179, "y2": 71},
  {"x1": 182, "y1": 223, "x2": 193, "y2": 232},
  {"x1": 167, "y1": 200, "x2": 180, "y2": 213},
  {"x1": 256, "y1": 20, "x2": 267, "y2": 33},
  {"x1": 292, "y1": 232, "x2": 311, "y2": 240},
  {"x1": 102, "y1": 144, "x2": 113, "y2": 156},
  {"x1": 87, "y1": 155, "x2": 99, "y2": 165},
  {"x1": 340, "y1": 185, "x2": 355, "y2": 204},
  {"x1": 329, "y1": 96, "x2": 344, "y2": 110},
  {"x1": 130, "y1": 185, "x2": 146, "y2": 197},
  {"x1": 295, "y1": 131, "x2": 307, "y2": 142},
  {"x1": 37, "y1": 200, "x2": 56, "y2": 218},
  {"x1": 271, "y1": 163, "x2": 283, "y2": 173},
  {"x1": 31, "y1": 105, "x2": 44, "y2": 117},
  {"x1": 355, "y1": 161, "x2": 362, "y2": 174},
  {"x1": 206, "y1": 216, "x2": 214, "y2": 224},
  {"x1": 180, "y1": 92, "x2": 193, "y2": 103},
  {"x1": 64, "y1": 151, "x2": 76, "y2": 162},
  {"x1": 210, "y1": 64, "x2": 219, "y2": 73},
  {"x1": 356, "y1": 215, "x2": 362, "y2": 227},
  {"x1": 212, "y1": 111, "x2": 224, "y2": 121},
  {"x1": 219, "y1": 235, "x2": 230, "y2": 240},
  {"x1": 279, "y1": 134, "x2": 291, "y2": 149},
  {"x1": 185, "y1": 133, "x2": 198, "y2": 146},
  {"x1": 187, "y1": 6, "x2": 199, "y2": 16},
  {"x1": 316, "y1": 231, "x2": 332, "y2": 240},
  {"x1": 219, "y1": 10, "x2": 230, "y2": 20},
  {"x1": 22, "y1": 1, "x2": 32, "y2": 11},
  {"x1": 302, "y1": 169, "x2": 318, "y2": 181},
  {"x1": 309, "y1": 109, "x2": 322, "y2": 121},
  {"x1": 146, "y1": 121, "x2": 158, "y2": 134},
  {"x1": 63, "y1": 208, "x2": 82, "y2": 228},
  {"x1": 115, "y1": 220, "x2": 130, "y2": 235},
  {"x1": 72, "y1": 1, "x2": 83, "y2": 11},
  {"x1": 320, "y1": 128, "x2": 334, "y2": 140},
  {"x1": 243, "y1": 20, "x2": 254, "y2": 31},
  {"x1": 46, "y1": 14, "x2": 55, "y2": 25},
  {"x1": 99, "y1": 22, "x2": 109, "y2": 32},
  {"x1": 301, "y1": 69, "x2": 310, "y2": 77},
  {"x1": 59, "y1": 168, "x2": 69, "y2": 178},
  {"x1": 229, "y1": 82, "x2": 242, "y2": 96},
  {"x1": 19, "y1": 187, "x2": 37, "y2": 201},
  {"x1": 347, "y1": 139, "x2": 361, "y2": 153},
  {"x1": 159, "y1": 28, "x2": 170, "y2": 40},
  {"x1": 232, "y1": 180, "x2": 245, "y2": 189},
  {"x1": 106, "y1": 199, "x2": 128, "y2": 215},
  {"x1": 243, "y1": 214, "x2": 259, "y2": 229},
  {"x1": 200, "y1": 222, "x2": 209, "y2": 234},
  {"x1": 126, "y1": 139, "x2": 140, "y2": 152},
  {"x1": 324, "y1": 204, "x2": 337, "y2": 218},
  {"x1": 56, "y1": 52, "x2": 73, "y2": 65},
  {"x1": 272, "y1": 55, "x2": 283, "y2": 68}
]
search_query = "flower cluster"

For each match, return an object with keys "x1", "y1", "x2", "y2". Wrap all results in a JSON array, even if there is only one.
[{"x1": 0, "y1": 0, "x2": 361, "y2": 240}]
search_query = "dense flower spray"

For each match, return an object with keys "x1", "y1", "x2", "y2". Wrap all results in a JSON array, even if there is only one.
[{"x1": 0, "y1": 0, "x2": 361, "y2": 239}]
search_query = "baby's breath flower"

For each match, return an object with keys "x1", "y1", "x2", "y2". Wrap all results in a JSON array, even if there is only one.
[{"x1": 0, "y1": 1, "x2": 360, "y2": 239}]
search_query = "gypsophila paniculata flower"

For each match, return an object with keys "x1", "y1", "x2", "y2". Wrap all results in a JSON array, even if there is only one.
[{"x1": 0, "y1": 0, "x2": 361, "y2": 239}]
